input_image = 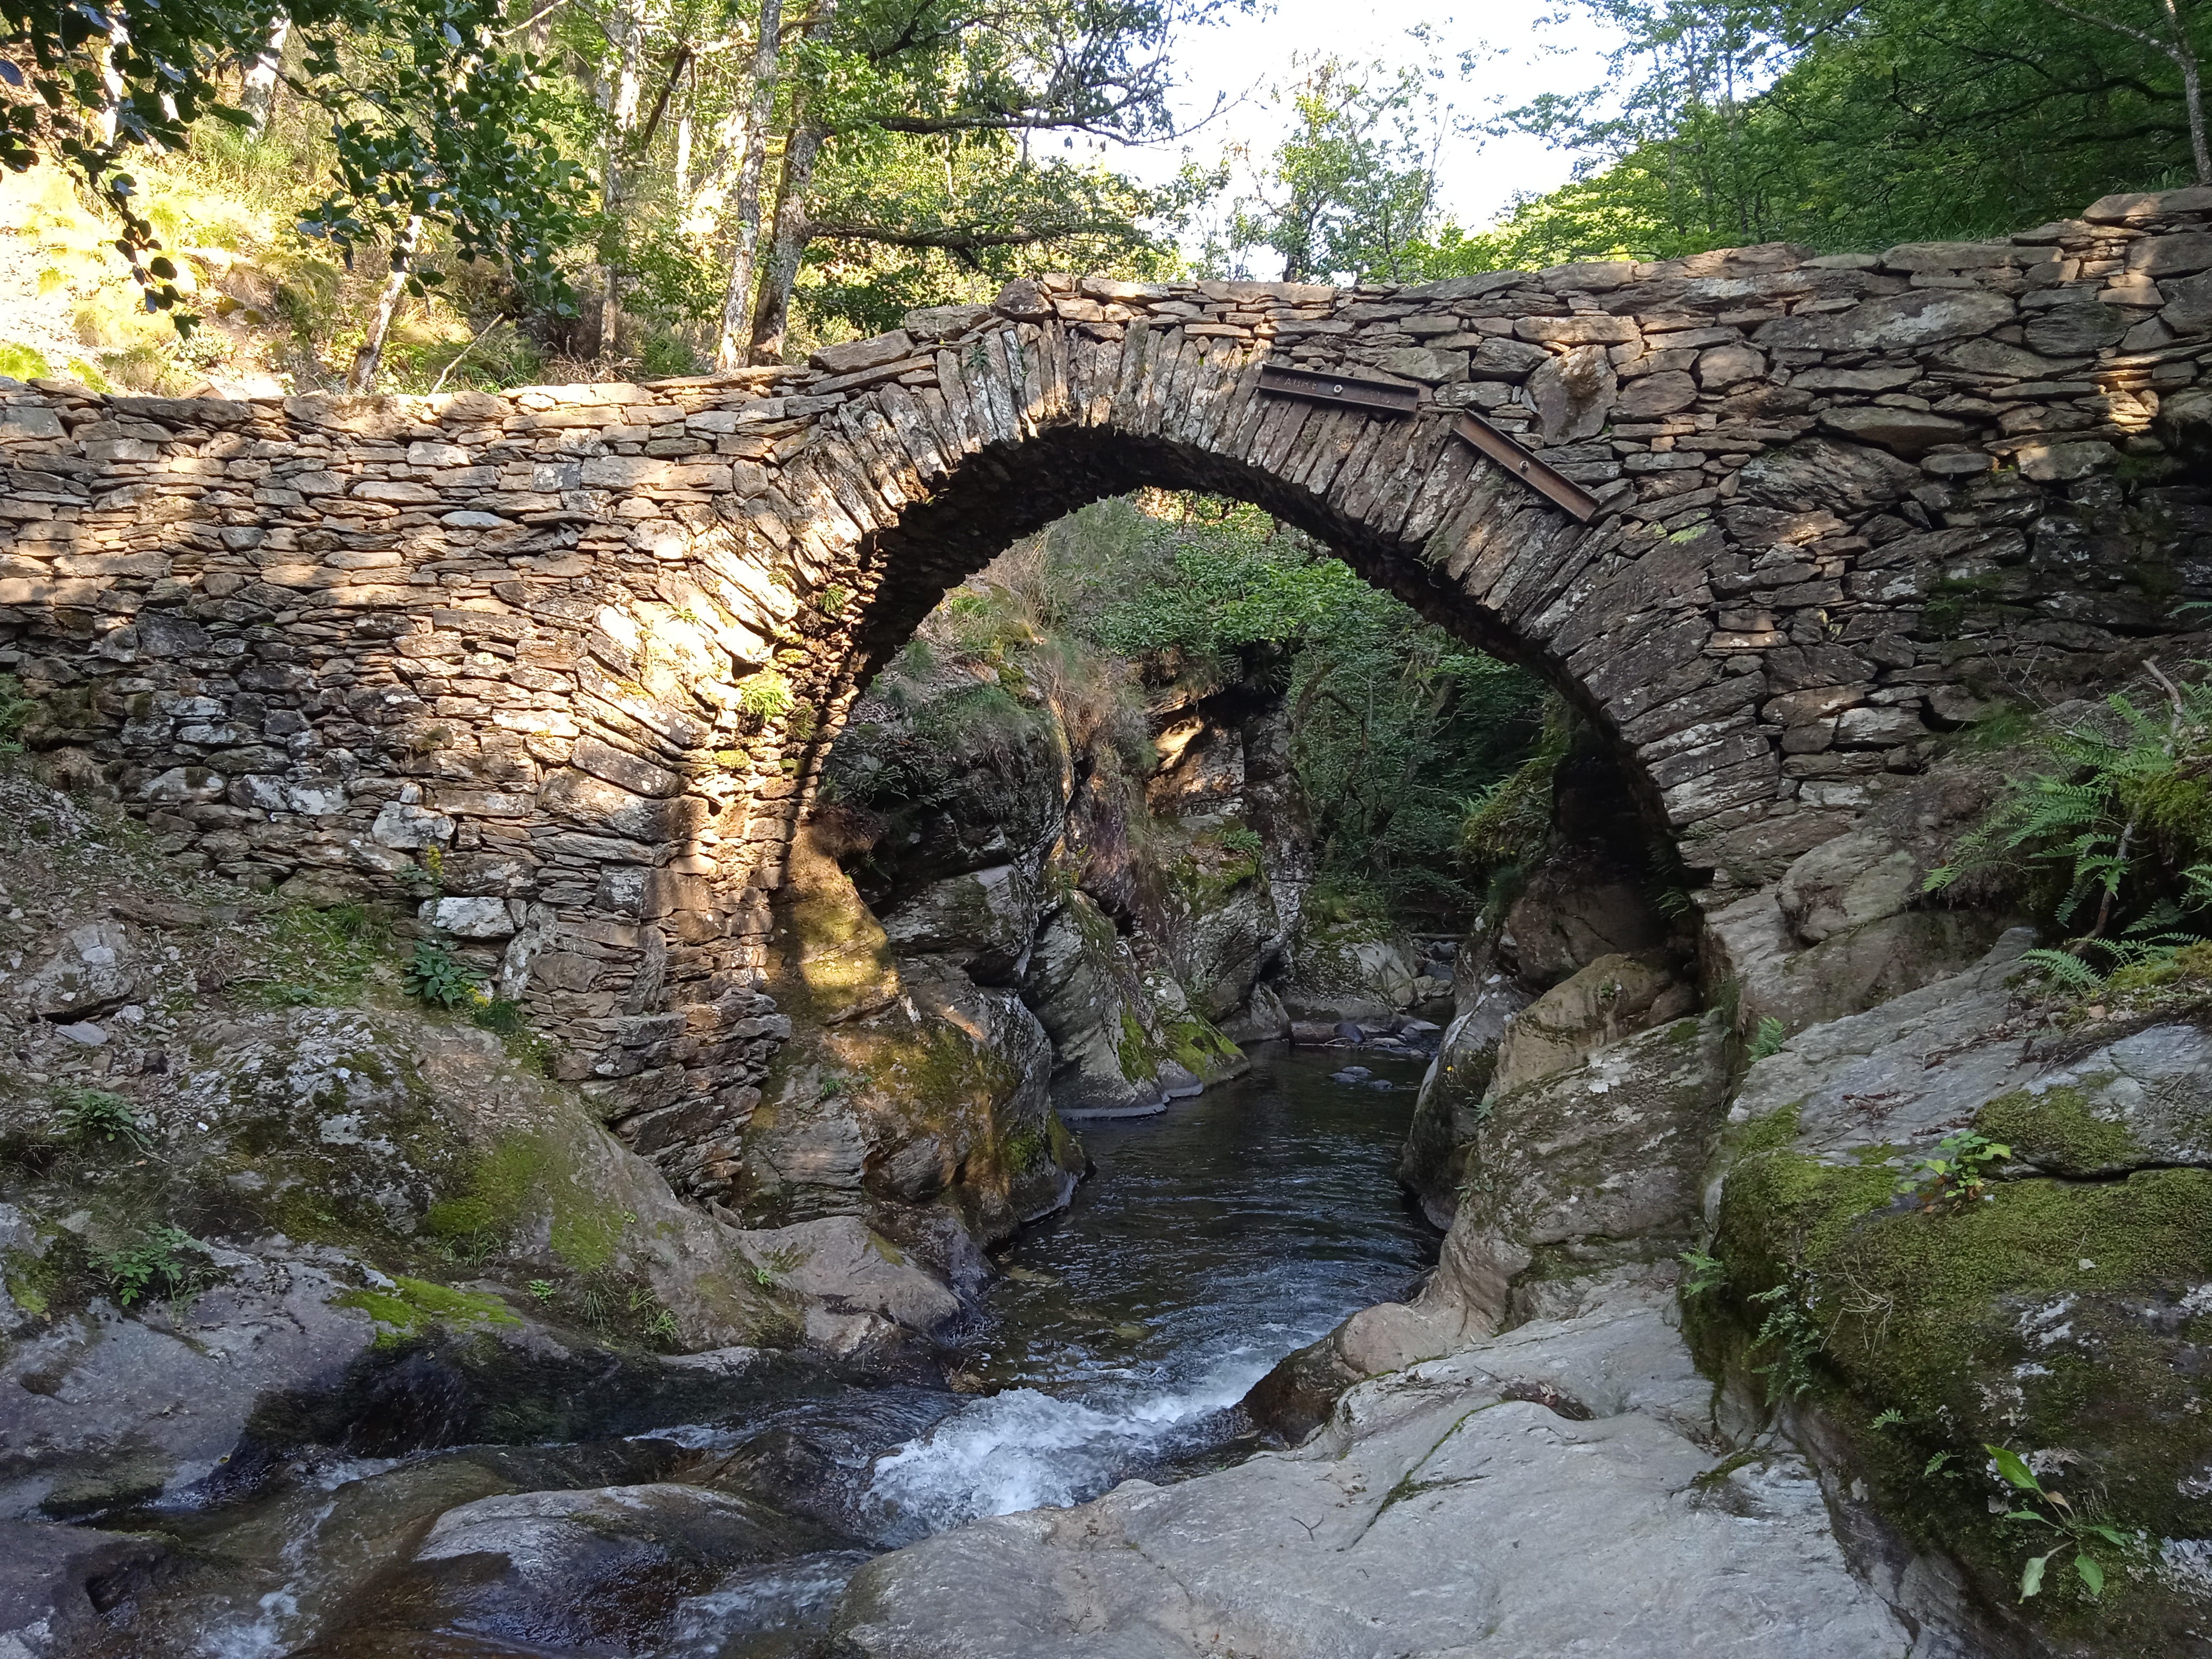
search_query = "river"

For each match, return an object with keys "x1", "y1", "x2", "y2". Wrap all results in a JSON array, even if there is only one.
[{"x1": 109, "y1": 1046, "x2": 1436, "y2": 1658}]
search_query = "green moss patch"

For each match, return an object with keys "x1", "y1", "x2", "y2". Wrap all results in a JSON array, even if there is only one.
[
  {"x1": 1976, "y1": 1082, "x2": 2144, "y2": 1176},
  {"x1": 334, "y1": 1274, "x2": 519, "y2": 1342}
]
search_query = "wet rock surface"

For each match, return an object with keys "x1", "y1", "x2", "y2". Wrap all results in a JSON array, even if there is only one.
[{"x1": 833, "y1": 1278, "x2": 1928, "y2": 1659}]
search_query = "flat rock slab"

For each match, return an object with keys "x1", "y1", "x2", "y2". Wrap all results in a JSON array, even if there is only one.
[
  {"x1": 830, "y1": 1283, "x2": 1919, "y2": 1658},
  {"x1": 1730, "y1": 927, "x2": 2212, "y2": 1174}
]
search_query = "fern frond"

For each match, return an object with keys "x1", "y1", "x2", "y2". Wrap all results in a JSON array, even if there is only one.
[{"x1": 2020, "y1": 948, "x2": 2106, "y2": 994}]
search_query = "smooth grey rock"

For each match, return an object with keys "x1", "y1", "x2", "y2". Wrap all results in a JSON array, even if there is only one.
[
  {"x1": 1722, "y1": 928, "x2": 2038, "y2": 1167},
  {"x1": 834, "y1": 1280, "x2": 1921, "y2": 1659},
  {"x1": 0, "y1": 1518, "x2": 167, "y2": 1656},
  {"x1": 878, "y1": 864, "x2": 1040, "y2": 984},
  {"x1": 1775, "y1": 829, "x2": 1920, "y2": 944}
]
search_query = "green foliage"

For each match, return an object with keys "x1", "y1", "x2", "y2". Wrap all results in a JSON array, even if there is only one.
[
  {"x1": 1211, "y1": 55, "x2": 1450, "y2": 283},
  {"x1": 1680, "y1": 1247, "x2": 1728, "y2": 1296},
  {"x1": 739, "y1": 670, "x2": 795, "y2": 723},
  {"x1": 1746, "y1": 1016, "x2": 1787, "y2": 1061},
  {"x1": 1986, "y1": 1444, "x2": 2135, "y2": 1602},
  {"x1": 404, "y1": 940, "x2": 485, "y2": 1010},
  {"x1": 1449, "y1": 0, "x2": 2210, "y2": 269},
  {"x1": 242, "y1": 901, "x2": 387, "y2": 1006},
  {"x1": 0, "y1": 343, "x2": 49, "y2": 380},
  {"x1": 51, "y1": 1089, "x2": 150, "y2": 1151},
  {"x1": 1899, "y1": 1130, "x2": 2012, "y2": 1212},
  {"x1": 1457, "y1": 696, "x2": 1573, "y2": 885},
  {"x1": 0, "y1": 675, "x2": 36, "y2": 753},
  {"x1": 96, "y1": 1225, "x2": 215, "y2": 1307},
  {"x1": 1748, "y1": 1278, "x2": 1824, "y2": 1399},
  {"x1": 1926, "y1": 669, "x2": 2212, "y2": 995}
]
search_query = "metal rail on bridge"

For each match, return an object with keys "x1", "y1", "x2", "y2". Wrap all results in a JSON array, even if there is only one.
[{"x1": 1255, "y1": 363, "x2": 1601, "y2": 525}]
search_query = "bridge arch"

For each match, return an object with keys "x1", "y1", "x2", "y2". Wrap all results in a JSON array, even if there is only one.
[{"x1": 1, "y1": 187, "x2": 2206, "y2": 1199}]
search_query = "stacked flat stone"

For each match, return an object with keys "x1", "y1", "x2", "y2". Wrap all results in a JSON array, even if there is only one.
[{"x1": 1, "y1": 186, "x2": 2206, "y2": 1199}]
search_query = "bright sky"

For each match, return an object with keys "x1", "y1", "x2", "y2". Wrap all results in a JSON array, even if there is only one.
[{"x1": 1108, "y1": 0, "x2": 1627, "y2": 264}]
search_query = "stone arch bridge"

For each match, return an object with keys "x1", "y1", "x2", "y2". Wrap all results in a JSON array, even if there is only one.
[{"x1": 2, "y1": 186, "x2": 2209, "y2": 1197}]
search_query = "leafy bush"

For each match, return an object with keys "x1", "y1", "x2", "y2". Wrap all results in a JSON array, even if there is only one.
[
  {"x1": 1898, "y1": 1130, "x2": 2010, "y2": 1212},
  {"x1": 1987, "y1": 1444, "x2": 2134, "y2": 1602},
  {"x1": 405, "y1": 941, "x2": 485, "y2": 1009},
  {"x1": 1928, "y1": 667, "x2": 2212, "y2": 995},
  {"x1": 51, "y1": 1090, "x2": 150, "y2": 1150},
  {"x1": 97, "y1": 1226, "x2": 215, "y2": 1307}
]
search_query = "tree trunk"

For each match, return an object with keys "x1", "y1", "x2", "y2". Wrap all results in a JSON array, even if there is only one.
[
  {"x1": 711, "y1": 0, "x2": 785, "y2": 370},
  {"x1": 598, "y1": 0, "x2": 647, "y2": 358},
  {"x1": 240, "y1": 15, "x2": 289, "y2": 135},
  {"x1": 347, "y1": 213, "x2": 424, "y2": 392},
  {"x1": 2167, "y1": 0, "x2": 2212, "y2": 183},
  {"x1": 746, "y1": 0, "x2": 840, "y2": 364},
  {"x1": 746, "y1": 116, "x2": 824, "y2": 362}
]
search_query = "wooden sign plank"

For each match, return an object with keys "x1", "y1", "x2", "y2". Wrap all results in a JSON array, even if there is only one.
[
  {"x1": 1452, "y1": 414, "x2": 1602, "y2": 524},
  {"x1": 1255, "y1": 364, "x2": 1421, "y2": 416}
]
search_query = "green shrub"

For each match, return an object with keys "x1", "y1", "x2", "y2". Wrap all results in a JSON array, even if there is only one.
[
  {"x1": 97, "y1": 1226, "x2": 215, "y2": 1306},
  {"x1": 0, "y1": 343, "x2": 51, "y2": 381},
  {"x1": 1927, "y1": 667, "x2": 2212, "y2": 994},
  {"x1": 405, "y1": 941, "x2": 485, "y2": 1009},
  {"x1": 1898, "y1": 1130, "x2": 2011, "y2": 1212},
  {"x1": 51, "y1": 1089, "x2": 149, "y2": 1150}
]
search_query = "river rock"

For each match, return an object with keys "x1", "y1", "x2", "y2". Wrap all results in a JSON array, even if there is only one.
[
  {"x1": 1486, "y1": 952, "x2": 1695, "y2": 1095},
  {"x1": 1707, "y1": 928, "x2": 2212, "y2": 1647},
  {"x1": 833, "y1": 1276, "x2": 1922, "y2": 1659},
  {"x1": 1018, "y1": 895, "x2": 1177, "y2": 1115},
  {"x1": 0, "y1": 1518, "x2": 169, "y2": 1656},
  {"x1": 877, "y1": 864, "x2": 1041, "y2": 985},
  {"x1": 297, "y1": 1482, "x2": 826, "y2": 1657}
]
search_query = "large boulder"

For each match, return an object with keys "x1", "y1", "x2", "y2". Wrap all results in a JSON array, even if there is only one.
[
  {"x1": 835, "y1": 1276, "x2": 1925, "y2": 1659},
  {"x1": 1398, "y1": 978, "x2": 1534, "y2": 1227},
  {"x1": 1266, "y1": 980, "x2": 1725, "y2": 1435},
  {"x1": 295, "y1": 1482, "x2": 826, "y2": 1656},
  {"x1": 751, "y1": 817, "x2": 1083, "y2": 1247},
  {"x1": 1703, "y1": 930, "x2": 2212, "y2": 1651},
  {"x1": 1018, "y1": 894, "x2": 1183, "y2": 1116},
  {"x1": 876, "y1": 863, "x2": 1042, "y2": 985},
  {"x1": 1708, "y1": 822, "x2": 2015, "y2": 1038}
]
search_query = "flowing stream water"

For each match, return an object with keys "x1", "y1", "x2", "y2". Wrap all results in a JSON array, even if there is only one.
[
  {"x1": 108, "y1": 1047, "x2": 1436, "y2": 1658},
  {"x1": 865, "y1": 1045, "x2": 1436, "y2": 1540}
]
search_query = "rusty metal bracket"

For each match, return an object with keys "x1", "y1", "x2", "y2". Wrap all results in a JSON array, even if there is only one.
[
  {"x1": 1255, "y1": 363, "x2": 1421, "y2": 416},
  {"x1": 1452, "y1": 414, "x2": 1601, "y2": 524},
  {"x1": 1253, "y1": 362, "x2": 1601, "y2": 524}
]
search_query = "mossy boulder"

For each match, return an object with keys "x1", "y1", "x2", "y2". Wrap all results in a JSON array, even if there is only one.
[
  {"x1": 755, "y1": 820, "x2": 1082, "y2": 1247},
  {"x1": 1703, "y1": 935, "x2": 2212, "y2": 1651}
]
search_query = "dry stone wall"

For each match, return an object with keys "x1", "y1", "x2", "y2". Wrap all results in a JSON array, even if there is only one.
[{"x1": 2, "y1": 186, "x2": 2208, "y2": 1203}]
